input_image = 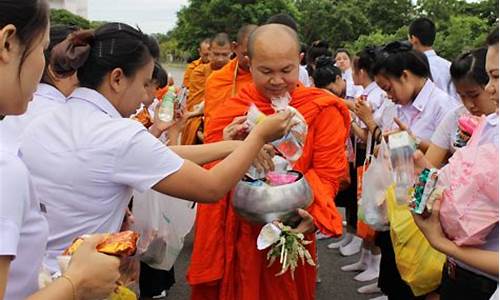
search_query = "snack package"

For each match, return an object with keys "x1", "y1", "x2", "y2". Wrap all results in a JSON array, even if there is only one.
[
  {"x1": 454, "y1": 115, "x2": 480, "y2": 148},
  {"x1": 388, "y1": 131, "x2": 416, "y2": 204},
  {"x1": 59, "y1": 231, "x2": 140, "y2": 300},
  {"x1": 410, "y1": 168, "x2": 439, "y2": 216},
  {"x1": 131, "y1": 107, "x2": 153, "y2": 128},
  {"x1": 63, "y1": 231, "x2": 139, "y2": 257}
]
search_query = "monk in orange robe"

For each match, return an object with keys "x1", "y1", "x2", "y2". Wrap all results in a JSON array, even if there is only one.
[
  {"x1": 181, "y1": 33, "x2": 232, "y2": 145},
  {"x1": 182, "y1": 38, "x2": 211, "y2": 88},
  {"x1": 204, "y1": 24, "x2": 257, "y2": 131},
  {"x1": 188, "y1": 24, "x2": 350, "y2": 300}
]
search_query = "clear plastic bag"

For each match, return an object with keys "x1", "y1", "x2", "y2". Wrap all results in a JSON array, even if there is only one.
[
  {"x1": 388, "y1": 131, "x2": 416, "y2": 204},
  {"x1": 359, "y1": 139, "x2": 392, "y2": 230},
  {"x1": 245, "y1": 95, "x2": 308, "y2": 162},
  {"x1": 132, "y1": 189, "x2": 196, "y2": 271}
]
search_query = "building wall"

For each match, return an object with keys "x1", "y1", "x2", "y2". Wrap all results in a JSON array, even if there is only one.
[{"x1": 49, "y1": 0, "x2": 88, "y2": 18}]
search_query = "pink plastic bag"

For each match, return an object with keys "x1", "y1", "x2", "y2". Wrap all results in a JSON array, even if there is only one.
[{"x1": 438, "y1": 116, "x2": 499, "y2": 246}]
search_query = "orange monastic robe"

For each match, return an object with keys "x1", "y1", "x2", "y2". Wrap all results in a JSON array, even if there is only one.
[
  {"x1": 183, "y1": 58, "x2": 202, "y2": 88},
  {"x1": 181, "y1": 63, "x2": 213, "y2": 145},
  {"x1": 188, "y1": 83, "x2": 351, "y2": 300},
  {"x1": 204, "y1": 58, "x2": 253, "y2": 130}
]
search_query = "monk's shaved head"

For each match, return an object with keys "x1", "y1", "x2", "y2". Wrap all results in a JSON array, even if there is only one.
[
  {"x1": 247, "y1": 24, "x2": 300, "y2": 60},
  {"x1": 210, "y1": 32, "x2": 231, "y2": 47},
  {"x1": 236, "y1": 24, "x2": 258, "y2": 44},
  {"x1": 247, "y1": 24, "x2": 301, "y2": 99}
]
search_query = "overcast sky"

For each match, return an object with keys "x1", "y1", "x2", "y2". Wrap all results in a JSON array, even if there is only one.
[{"x1": 88, "y1": 0, "x2": 188, "y2": 34}]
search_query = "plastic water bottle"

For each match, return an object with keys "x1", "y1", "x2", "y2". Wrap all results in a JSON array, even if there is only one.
[{"x1": 159, "y1": 86, "x2": 176, "y2": 122}]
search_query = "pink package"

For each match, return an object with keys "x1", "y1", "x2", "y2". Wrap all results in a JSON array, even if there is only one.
[
  {"x1": 457, "y1": 115, "x2": 480, "y2": 135},
  {"x1": 439, "y1": 117, "x2": 499, "y2": 246},
  {"x1": 266, "y1": 172, "x2": 299, "y2": 186}
]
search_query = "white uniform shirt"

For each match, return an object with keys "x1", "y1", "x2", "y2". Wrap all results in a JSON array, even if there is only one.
[
  {"x1": 299, "y1": 65, "x2": 311, "y2": 87},
  {"x1": 342, "y1": 68, "x2": 364, "y2": 99},
  {"x1": 0, "y1": 124, "x2": 49, "y2": 300},
  {"x1": 20, "y1": 87, "x2": 184, "y2": 271},
  {"x1": 424, "y1": 50, "x2": 460, "y2": 103},
  {"x1": 397, "y1": 79, "x2": 450, "y2": 140},
  {"x1": 431, "y1": 105, "x2": 467, "y2": 153},
  {"x1": 357, "y1": 81, "x2": 386, "y2": 129},
  {"x1": 479, "y1": 112, "x2": 499, "y2": 147},
  {"x1": 0, "y1": 83, "x2": 67, "y2": 145}
]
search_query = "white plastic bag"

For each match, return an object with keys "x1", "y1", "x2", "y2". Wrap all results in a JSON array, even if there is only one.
[
  {"x1": 132, "y1": 189, "x2": 196, "y2": 271},
  {"x1": 360, "y1": 139, "x2": 393, "y2": 230}
]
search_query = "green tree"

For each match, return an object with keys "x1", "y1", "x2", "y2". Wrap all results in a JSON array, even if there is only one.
[
  {"x1": 171, "y1": 0, "x2": 299, "y2": 58},
  {"x1": 296, "y1": 0, "x2": 372, "y2": 48},
  {"x1": 50, "y1": 9, "x2": 90, "y2": 29},
  {"x1": 365, "y1": 0, "x2": 415, "y2": 34},
  {"x1": 434, "y1": 15, "x2": 491, "y2": 60}
]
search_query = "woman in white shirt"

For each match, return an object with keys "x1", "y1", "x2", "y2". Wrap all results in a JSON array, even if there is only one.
[
  {"x1": 0, "y1": 1, "x2": 121, "y2": 299},
  {"x1": 414, "y1": 26, "x2": 499, "y2": 300},
  {"x1": 19, "y1": 23, "x2": 293, "y2": 273},
  {"x1": 426, "y1": 47, "x2": 497, "y2": 167},
  {"x1": 1, "y1": 24, "x2": 80, "y2": 142},
  {"x1": 353, "y1": 41, "x2": 452, "y2": 299},
  {"x1": 335, "y1": 48, "x2": 363, "y2": 99}
]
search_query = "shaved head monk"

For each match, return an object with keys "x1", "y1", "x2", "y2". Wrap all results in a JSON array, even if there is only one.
[
  {"x1": 182, "y1": 38, "x2": 211, "y2": 88},
  {"x1": 204, "y1": 24, "x2": 257, "y2": 130},
  {"x1": 188, "y1": 24, "x2": 350, "y2": 300},
  {"x1": 181, "y1": 33, "x2": 232, "y2": 145}
]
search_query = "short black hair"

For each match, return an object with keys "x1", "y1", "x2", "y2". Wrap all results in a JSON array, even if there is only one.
[
  {"x1": 450, "y1": 48, "x2": 489, "y2": 86},
  {"x1": 307, "y1": 46, "x2": 332, "y2": 66},
  {"x1": 373, "y1": 40, "x2": 430, "y2": 79},
  {"x1": 210, "y1": 32, "x2": 230, "y2": 47},
  {"x1": 312, "y1": 56, "x2": 342, "y2": 88},
  {"x1": 152, "y1": 61, "x2": 168, "y2": 88},
  {"x1": 265, "y1": 13, "x2": 298, "y2": 32},
  {"x1": 486, "y1": 26, "x2": 499, "y2": 46},
  {"x1": 409, "y1": 17, "x2": 436, "y2": 47}
]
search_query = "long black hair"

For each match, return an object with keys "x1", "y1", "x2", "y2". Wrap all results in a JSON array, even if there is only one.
[
  {"x1": 0, "y1": 0, "x2": 49, "y2": 68},
  {"x1": 51, "y1": 22, "x2": 159, "y2": 89},
  {"x1": 373, "y1": 40, "x2": 431, "y2": 79},
  {"x1": 450, "y1": 48, "x2": 488, "y2": 86},
  {"x1": 312, "y1": 56, "x2": 342, "y2": 88}
]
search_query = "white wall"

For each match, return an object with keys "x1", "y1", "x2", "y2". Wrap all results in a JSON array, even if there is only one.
[{"x1": 49, "y1": 0, "x2": 88, "y2": 18}]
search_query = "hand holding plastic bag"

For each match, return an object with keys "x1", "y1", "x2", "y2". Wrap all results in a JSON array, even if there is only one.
[{"x1": 359, "y1": 139, "x2": 392, "y2": 230}]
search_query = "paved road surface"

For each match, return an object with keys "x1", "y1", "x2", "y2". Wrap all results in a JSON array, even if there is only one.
[{"x1": 164, "y1": 65, "x2": 381, "y2": 300}]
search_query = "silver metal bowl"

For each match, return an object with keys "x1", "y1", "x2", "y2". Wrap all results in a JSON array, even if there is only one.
[{"x1": 232, "y1": 171, "x2": 313, "y2": 224}]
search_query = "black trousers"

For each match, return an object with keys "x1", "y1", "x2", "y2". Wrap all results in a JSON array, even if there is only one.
[
  {"x1": 334, "y1": 144, "x2": 366, "y2": 232},
  {"x1": 440, "y1": 261, "x2": 497, "y2": 300},
  {"x1": 139, "y1": 262, "x2": 176, "y2": 298}
]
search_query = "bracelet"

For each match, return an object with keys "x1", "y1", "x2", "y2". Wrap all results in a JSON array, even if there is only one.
[{"x1": 61, "y1": 274, "x2": 77, "y2": 300}]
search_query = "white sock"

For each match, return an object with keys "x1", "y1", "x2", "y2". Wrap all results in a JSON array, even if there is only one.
[
  {"x1": 339, "y1": 235, "x2": 362, "y2": 256},
  {"x1": 341, "y1": 248, "x2": 369, "y2": 271},
  {"x1": 353, "y1": 253, "x2": 381, "y2": 282},
  {"x1": 327, "y1": 233, "x2": 352, "y2": 249},
  {"x1": 358, "y1": 282, "x2": 381, "y2": 294}
]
